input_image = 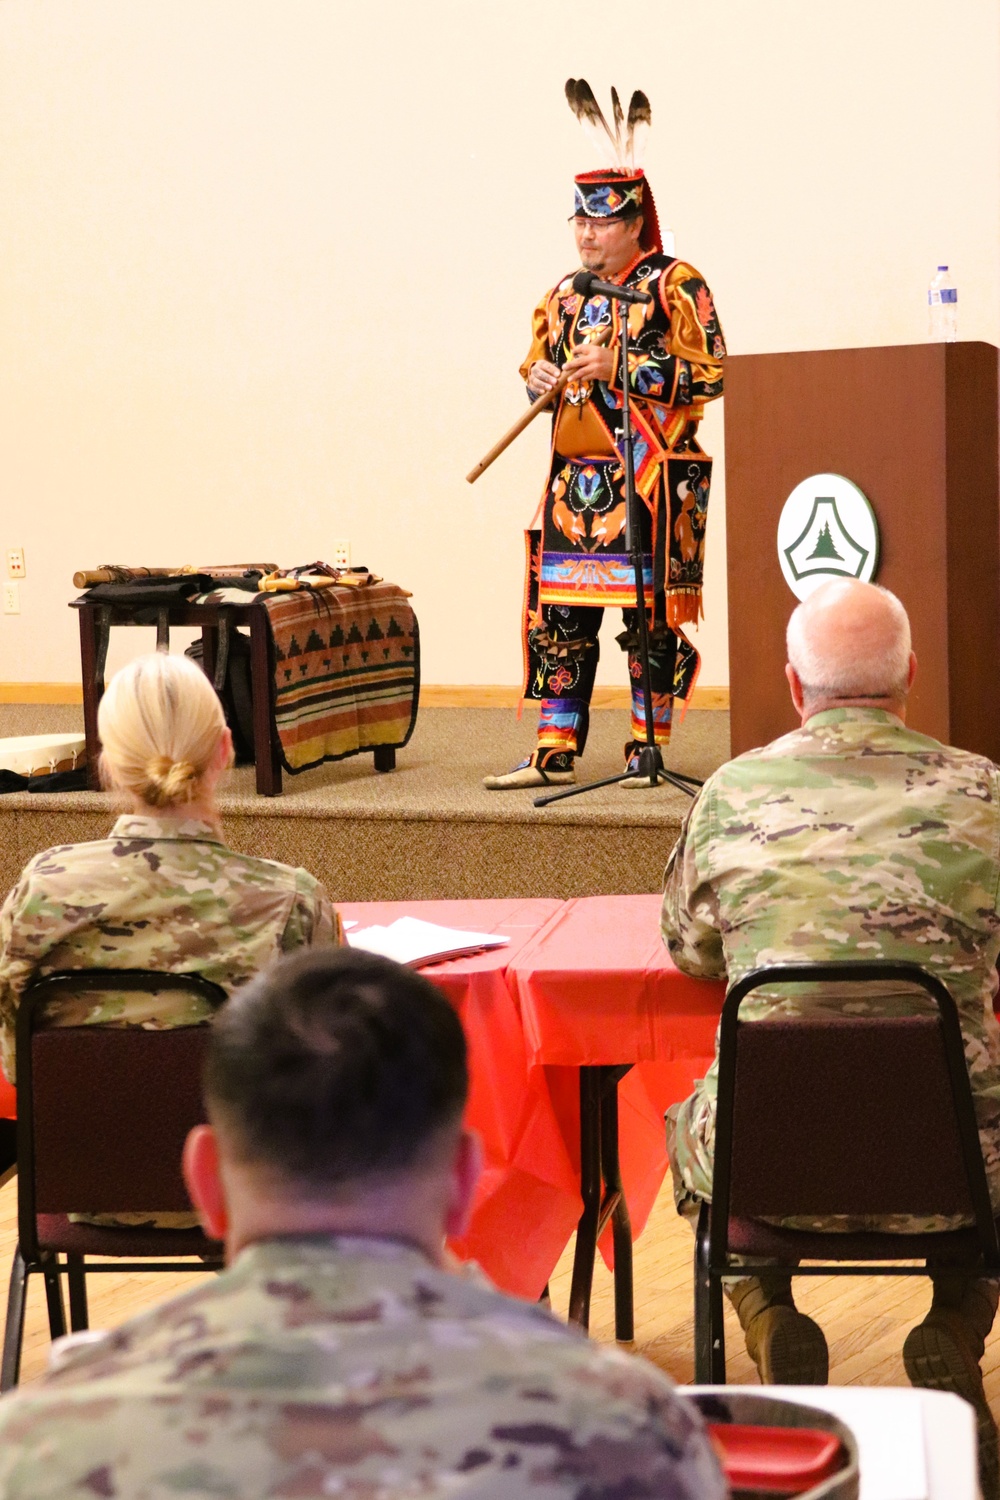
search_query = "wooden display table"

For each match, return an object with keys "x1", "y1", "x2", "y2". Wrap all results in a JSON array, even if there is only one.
[
  {"x1": 77, "y1": 598, "x2": 286, "y2": 796},
  {"x1": 74, "y1": 584, "x2": 417, "y2": 796}
]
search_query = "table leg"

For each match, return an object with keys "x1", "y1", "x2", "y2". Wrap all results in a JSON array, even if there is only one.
[
  {"x1": 568, "y1": 1064, "x2": 635, "y2": 1341},
  {"x1": 569, "y1": 1067, "x2": 602, "y2": 1331},
  {"x1": 201, "y1": 624, "x2": 218, "y2": 687},
  {"x1": 78, "y1": 606, "x2": 103, "y2": 791},
  {"x1": 248, "y1": 606, "x2": 281, "y2": 796},
  {"x1": 600, "y1": 1068, "x2": 634, "y2": 1342}
]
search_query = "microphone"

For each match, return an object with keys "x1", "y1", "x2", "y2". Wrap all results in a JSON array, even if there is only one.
[{"x1": 572, "y1": 269, "x2": 652, "y2": 306}]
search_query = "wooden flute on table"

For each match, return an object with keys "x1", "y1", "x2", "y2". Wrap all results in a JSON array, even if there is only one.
[
  {"x1": 72, "y1": 564, "x2": 382, "y2": 594},
  {"x1": 72, "y1": 564, "x2": 277, "y2": 588},
  {"x1": 466, "y1": 371, "x2": 569, "y2": 484}
]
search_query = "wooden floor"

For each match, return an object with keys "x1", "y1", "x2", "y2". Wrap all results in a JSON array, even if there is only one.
[
  {"x1": 549, "y1": 1184, "x2": 1000, "y2": 1408},
  {"x1": 4, "y1": 1173, "x2": 1000, "y2": 1416}
]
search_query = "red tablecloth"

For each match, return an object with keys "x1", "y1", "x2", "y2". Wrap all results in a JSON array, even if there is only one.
[
  {"x1": 341, "y1": 896, "x2": 726, "y2": 1300},
  {"x1": 509, "y1": 894, "x2": 727, "y2": 1276},
  {"x1": 338, "y1": 899, "x2": 578, "y2": 1295}
]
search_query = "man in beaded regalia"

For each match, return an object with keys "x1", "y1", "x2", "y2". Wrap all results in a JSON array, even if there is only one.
[{"x1": 485, "y1": 81, "x2": 725, "y2": 790}]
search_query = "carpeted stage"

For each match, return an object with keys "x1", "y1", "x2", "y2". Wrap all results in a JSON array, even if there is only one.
[{"x1": 0, "y1": 704, "x2": 730, "y2": 901}]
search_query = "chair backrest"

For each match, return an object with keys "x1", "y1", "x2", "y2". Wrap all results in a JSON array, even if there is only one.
[
  {"x1": 711, "y1": 960, "x2": 999, "y2": 1260},
  {"x1": 16, "y1": 970, "x2": 227, "y2": 1254}
]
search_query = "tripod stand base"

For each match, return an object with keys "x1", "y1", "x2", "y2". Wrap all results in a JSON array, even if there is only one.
[
  {"x1": 628, "y1": 743, "x2": 665, "y2": 783},
  {"x1": 533, "y1": 743, "x2": 702, "y2": 808}
]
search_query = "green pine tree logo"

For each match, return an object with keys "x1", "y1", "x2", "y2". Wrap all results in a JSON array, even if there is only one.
[{"x1": 808, "y1": 521, "x2": 844, "y2": 562}]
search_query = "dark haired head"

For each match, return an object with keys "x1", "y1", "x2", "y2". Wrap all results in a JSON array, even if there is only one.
[{"x1": 204, "y1": 947, "x2": 468, "y2": 1191}]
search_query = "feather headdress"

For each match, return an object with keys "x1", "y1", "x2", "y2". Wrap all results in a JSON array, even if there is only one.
[
  {"x1": 565, "y1": 79, "x2": 652, "y2": 172},
  {"x1": 564, "y1": 79, "x2": 662, "y2": 255}
]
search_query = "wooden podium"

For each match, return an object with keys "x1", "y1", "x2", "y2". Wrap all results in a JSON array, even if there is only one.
[{"x1": 723, "y1": 342, "x2": 1000, "y2": 761}]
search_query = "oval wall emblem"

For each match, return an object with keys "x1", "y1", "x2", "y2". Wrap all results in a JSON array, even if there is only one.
[{"x1": 777, "y1": 473, "x2": 880, "y2": 602}]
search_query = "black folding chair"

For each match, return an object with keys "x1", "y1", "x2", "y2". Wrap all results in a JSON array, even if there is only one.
[
  {"x1": 2, "y1": 969, "x2": 227, "y2": 1389},
  {"x1": 694, "y1": 959, "x2": 1000, "y2": 1382}
]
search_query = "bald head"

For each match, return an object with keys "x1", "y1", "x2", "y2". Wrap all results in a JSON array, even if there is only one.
[{"x1": 785, "y1": 580, "x2": 916, "y2": 720}]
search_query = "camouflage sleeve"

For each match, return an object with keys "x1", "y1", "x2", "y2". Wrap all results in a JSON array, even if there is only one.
[
  {"x1": 661, "y1": 786, "x2": 727, "y2": 979},
  {"x1": 0, "y1": 867, "x2": 39, "y2": 1084},
  {"x1": 280, "y1": 874, "x2": 343, "y2": 953}
]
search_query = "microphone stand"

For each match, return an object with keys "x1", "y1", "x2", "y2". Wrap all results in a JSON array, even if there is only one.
[{"x1": 535, "y1": 288, "x2": 702, "y2": 808}]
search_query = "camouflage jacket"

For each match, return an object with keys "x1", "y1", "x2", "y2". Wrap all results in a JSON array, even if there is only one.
[
  {"x1": 0, "y1": 1235, "x2": 725, "y2": 1500},
  {"x1": 0, "y1": 813, "x2": 341, "y2": 1084},
  {"x1": 661, "y1": 707, "x2": 1000, "y2": 1229}
]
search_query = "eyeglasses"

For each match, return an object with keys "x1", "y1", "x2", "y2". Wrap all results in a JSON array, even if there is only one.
[{"x1": 569, "y1": 215, "x2": 635, "y2": 231}]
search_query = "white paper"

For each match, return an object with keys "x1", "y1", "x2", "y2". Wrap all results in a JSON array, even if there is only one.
[{"x1": 346, "y1": 916, "x2": 509, "y2": 967}]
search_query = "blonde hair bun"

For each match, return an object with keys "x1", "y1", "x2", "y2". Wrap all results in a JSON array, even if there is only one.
[
  {"x1": 98, "y1": 653, "x2": 227, "y2": 810},
  {"x1": 142, "y1": 755, "x2": 199, "y2": 808}
]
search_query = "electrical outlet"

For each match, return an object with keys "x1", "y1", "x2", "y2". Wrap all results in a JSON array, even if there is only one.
[
  {"x1": 331, "y1": 539, "x2": 351, "y2": 569},
  {"x1": 3, "y1": 582, "x2": 20, "y2": 614},
  {"x1": 6, "y1": 549, "x2": 25, "y2": 579}
]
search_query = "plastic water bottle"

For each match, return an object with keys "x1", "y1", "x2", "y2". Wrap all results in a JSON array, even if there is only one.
[{"x1": 928, "y1": 266, "x2": 958, "y2": 342}]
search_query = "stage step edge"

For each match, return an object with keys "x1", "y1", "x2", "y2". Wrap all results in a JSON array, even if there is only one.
[{"x1": 0, "y1": 683, "x2": 729, "y2": 710}]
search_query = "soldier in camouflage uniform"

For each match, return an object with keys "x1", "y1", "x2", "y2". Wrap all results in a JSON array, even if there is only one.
[
  {"x1": 0, "y1": 653, "x2": 340, "y2": 1224},
  {"x1": 0, "y1": 948, "x2": 726, "y2": 1500},
  {"x1": 661, "y1": 579, "x2": 1000, "y2": 1494},
  {"x1": 0, "y1": 812, "x2": 339, "y2": 1085}
]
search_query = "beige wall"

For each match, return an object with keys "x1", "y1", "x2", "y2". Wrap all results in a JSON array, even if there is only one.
[{"x1": 1, "y1": 0, "x2": 997, "y2": 688}]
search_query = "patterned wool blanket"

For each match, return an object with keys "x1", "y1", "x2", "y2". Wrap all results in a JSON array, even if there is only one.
[{"x1": 261, "y1": 584, "x2": 419, "y2": 773}]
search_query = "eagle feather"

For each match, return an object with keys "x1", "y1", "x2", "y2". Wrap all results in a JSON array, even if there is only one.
[
  {"x1": 610, "y1": 86, "x2": 625, "y2": 163},
  {"x1": 625, "y1": 90, "x2": 652, "y2": 169},
  {"x1": 565, "y1": 78, "x2": 621, "y2": 168}
]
